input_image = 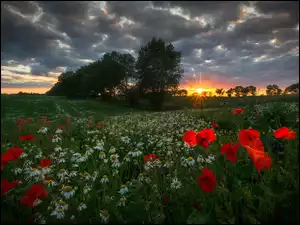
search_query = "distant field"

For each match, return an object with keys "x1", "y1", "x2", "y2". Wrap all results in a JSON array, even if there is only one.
[{"x1": 1, "y1": 94, "x2": 299, "y2": 223}]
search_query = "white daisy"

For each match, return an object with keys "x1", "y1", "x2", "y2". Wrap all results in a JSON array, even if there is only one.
[
  {"x1": 55, "y1": 129, "x2": 63, "y2": 134},
  {"x1": 37, "y1": 127, "x2": 48, "y2": 134},
  {"x1": 86, "y1": 148, "x2": 94, "y2": 155},
  {"x1": 20, "y1": 153, "x2": 28, "y2": 158},
  {"x1": 94, "y1": 145, "x2": 104, "y2": 151},
  {"x1": 52, "y1": 135, "x2": 61, "y2": 143},
  {"x1": 61, "y1": 186, "x2": 76, "y2": 199},
  {"x1": 99, "y1": 151, "x2": 106, "y2": 159},
  {"x1": 118, "y1": 185, "x2": 129, "y2": 195},
  {"x1": 186, "y1": 156, "x2": 196, "y2": 166},
  {"x1": 54, "y1": 146, "x2": 63, "y2": 152},
  {"x1": 111, "y1": 161, "x2": 121, "y2": 168},
  {"x1": 100, "y1": 175, "x2": 109, "y2": 183},
  {"x1": 77, "y1": 203, "x2": 87, "y2": 211},
  {"x1": 81, "y1": 171, "x2": 91, "y2": 180},
  {"x1": 83, "y1": 185, "x2": 92, "y2": 195},
  {"x1": 51, "y1": 206, "x2": 65, "y2": 219},
  {"x1": 117, "y1": 196, "x2": 127, "y2": 207},
  {"x1": 99, "y1": 209, "x2": 109, "y2": 223},
  {"x1": 57, "y1": 169, "x2": 68, "y2": 179},
  {"x1": 170, "y1": 177, "x2": 182, "y2": 190}
]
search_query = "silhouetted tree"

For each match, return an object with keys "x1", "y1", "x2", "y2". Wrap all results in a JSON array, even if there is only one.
[
  {"x1": 215, "y1": 88, "x2": 225, "y2": 96},
  {"x1": 266, "y1": 84, "x2": 282, "y2": 96},
  {"x1": 135, "y1": 37, "x2": 184, "y2": 109},
  {"x1": 284, "y1": 83, "x2": 299, "y2": 94},
  {"x1": 233, "y1": 86, "x2": 244, "y2": 97},
  {"x1": 226, "y1": 88, "x2": 234, "y2": 97},
  {"x1": 247, "y1": 85, "x2": 257, "y2": 96},
  {"x1": 176, "y1": 89, "x2": 188, "y2": 96}
]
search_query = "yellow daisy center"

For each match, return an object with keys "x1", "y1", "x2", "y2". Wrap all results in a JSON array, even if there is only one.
[
  {"x1": 62, "y1": 186, "x2": 73, "y2": 192},
  {"x1": 56, "y1": 208, "x2": 64, "y2": 213}
]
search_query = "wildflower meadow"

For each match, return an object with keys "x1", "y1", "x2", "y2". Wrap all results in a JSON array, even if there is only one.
[{"x1": 1, "y1": 95, "x2": 299, "y2": 224}]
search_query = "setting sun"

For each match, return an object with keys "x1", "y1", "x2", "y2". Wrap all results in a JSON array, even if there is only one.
[{"x1": 196, "y1": 88, "x2": 204, "y2": 94}]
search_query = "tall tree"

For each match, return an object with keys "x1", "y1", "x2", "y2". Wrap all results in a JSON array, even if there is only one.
[
  {"x1": 177, "y1": 89, "x2": 188, "y2": 96},
  {"x1": 136, "y1": 37, "x2": 184, "y2": 94},
  {"x1": 226, "y1": 88, "x2": 234, "y2": 97},
  {"x1": 168, "y1": 84, "x2": 179, "y2": 96},
  {"x1": 284, "y1": 83, "x2": 299, "y2": 94},
  {"x1": 215, "y1": 88, "x2": 225, "y2": 96},
  {"x1": 266, "y1": 84, "x2": 282, "y2": 96},
  {"x1": 135, "y1": 37, "x2": 184, "y2": 109},
  {"x1": 233, "y1": 86, "x2": 244, "y2": 97},
  {"x1": 247, "y1": 85, "x2": 257, "y2": 96},
  {"x1": 242, "y1": 87, "x2": 250, "y2": 96}
]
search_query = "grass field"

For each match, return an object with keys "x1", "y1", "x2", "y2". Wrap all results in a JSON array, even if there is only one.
[{"x1": 1, "y1": 94, "x2": 299, "y2": 223}]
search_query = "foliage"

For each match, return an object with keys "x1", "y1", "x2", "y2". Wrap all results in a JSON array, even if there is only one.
[
  {"x1": 233, "y1": 86, "x2": 244, "y2": 97},
  {"x1": 266, "y1": 84, "x2": 283, "y2": 96},
  {"x1": 215, "y1": 88, "x2": 225, "y2": 96},
  {"x1": 226, "y1": 88, "x2": 234, "y2": 97},
  {"x1": 284, "y1": 83, "x2": 299, "y2": 94},
  {"x1": 176, "y1": 89, "x2": 188, "y2": 97},
  {"x1": 1, "y1": 96, "x2": 299, "y2": 224},
  {"x1": 135, "y1": 37, "x2": 184, "y2": 109},
  {"x1": 47, "y1": 37, "x2": 184, "y2": 111}
]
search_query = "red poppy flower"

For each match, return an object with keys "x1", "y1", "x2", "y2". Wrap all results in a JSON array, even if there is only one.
[
  {"x1": 20, "y1": 134, "x2": 35, "y2": 141},
  {"x1": 274, "y1": 127, "x2": 296, "y2": 140},
  {"x1": 144, "y1": 153, "x2": 158, "y2": 162},
  {"x1": 233, "y1": 108, "x2": 244, "y2": 114},
  {"x1": 162, "y1": 194, "x2": 169, "y2": 202},
  {"x1": 1, "y1": 179, "x2": 20, "y2": 195},
  {"x1": 66, "y1": 119, "x2": 71, "y2": 124},
  {"x1": 193, "y1": 203, "x2": 200, "y2": 211},
  {"x1": 27, "y1": 184, "x2": 48, "y2": 199},
  {"x1": 238, "y1": 129, "x2": 261, "y2": 148},
  {"x1": 182, "y1": 130, "x2": 197, "y2": 146},
  {"x1": 246, "y1": 146, "x2": 272, "y2": 173},
  {"x1": 6, "y1": 148, "x2": 24, "y2": 161},
  {"x1": 220, "y1": 142, "x2": 240, "y2": 163},
  {"x1": 211, "y1": 121, "x2": 218, "y2": 129},
  {"x1": 40, "y1": 158, "x2": 52, "y2": 168},
  {"x1": 17, "y1": 119, "x2": 22, "y2": 125},
  {"x1": 1, "y1": 153, "x2": 14, "y2": 170},
  {"x1": 197, "y1": 168, "x2": 217, "y2": 193},
  {"x1": 196, "y1": 128, "x2": 216, "y2": 148},
  {"x1": 20, "y1": 195, "x2": 37, "y2": 207}
]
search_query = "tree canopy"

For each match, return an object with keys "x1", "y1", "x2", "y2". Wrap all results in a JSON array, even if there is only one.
[{"x1": 46, "y1": 37, "x2": 184, "y2": 109}]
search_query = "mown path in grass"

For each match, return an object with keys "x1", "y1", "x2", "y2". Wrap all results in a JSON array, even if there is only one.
[{"x1": 1, "y1": 96, "x2": 131, "y2": 121}]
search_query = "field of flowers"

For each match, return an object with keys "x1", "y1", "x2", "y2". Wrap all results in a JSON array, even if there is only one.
[{"x1": 1, "y1": 96, "x2": 299, "y2": 224}]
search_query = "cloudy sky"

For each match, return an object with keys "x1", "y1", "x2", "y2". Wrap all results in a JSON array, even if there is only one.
[{"x1": 1, "y1": 1, "x2": 299, "y2": 94}]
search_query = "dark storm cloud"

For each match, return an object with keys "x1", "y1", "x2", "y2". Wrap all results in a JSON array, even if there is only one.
[{"x1": 1, "y1": 1, "x2": 299, "y2": 90}]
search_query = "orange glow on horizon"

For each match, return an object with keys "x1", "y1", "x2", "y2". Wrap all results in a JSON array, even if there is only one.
[
  {"x1": 1, "y1": 87, "x2": 51, "y2": 94},
  {"x1": 179, "y1": 85, "x2": 268, "y2": 96}
]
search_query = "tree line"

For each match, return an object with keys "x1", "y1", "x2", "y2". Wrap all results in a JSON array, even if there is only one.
[
  {"x1": 47, "y1": 37, "x2": 184, "y2": 109},
  {"x1": 46, "y1": 36, "x2": 298, "y2": 108},
  {"x1": 215, "y1": 83, "x2": 299, "y2": 97}
]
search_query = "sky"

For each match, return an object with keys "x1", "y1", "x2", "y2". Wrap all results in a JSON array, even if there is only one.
[{"x1": 1, "y1": 1, "x2": 299, "y2": 94}]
